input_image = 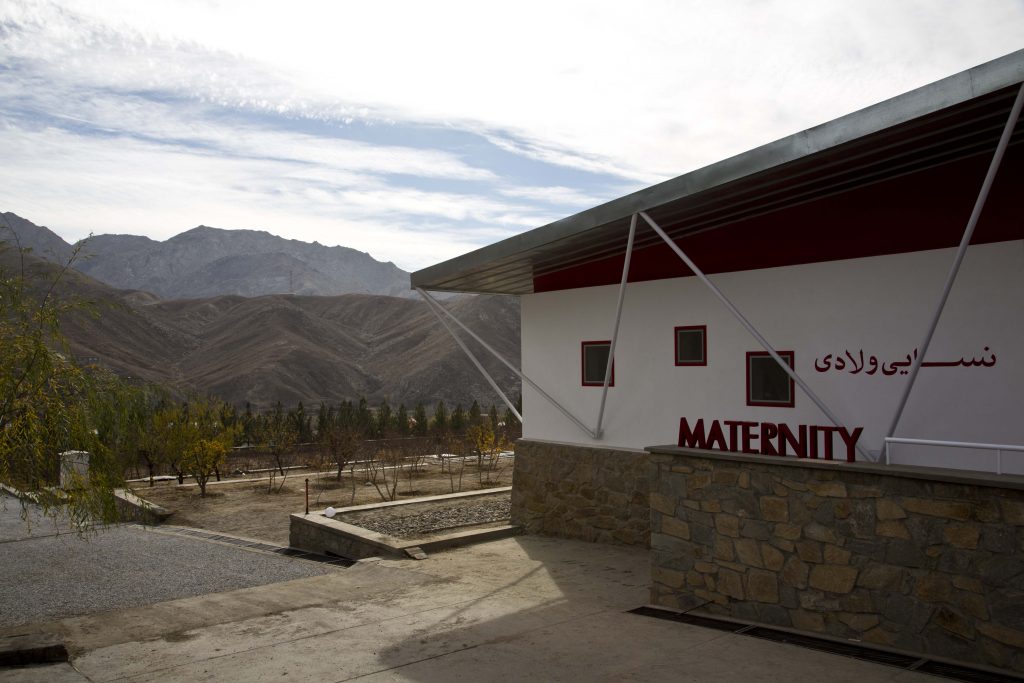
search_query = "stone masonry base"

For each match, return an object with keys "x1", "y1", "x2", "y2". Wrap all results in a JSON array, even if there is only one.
[
  {"x1": 511, "y1": 439, "x2": 649, "y2": 546},
  {"x1": 647, "y1": 446, "x2": 1024, "y2": 674}
]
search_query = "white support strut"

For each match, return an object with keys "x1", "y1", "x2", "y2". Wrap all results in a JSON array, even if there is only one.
[
  {"x1": 880, "y1": 81, "x2": 1024, "y2": 460},
  {"x1": 416, "y1": 287, "x2": 598, "y2": 439},
  {"x1": 594, "y1": 213, "x2": 638, "y2": 439},
  {"x1": 640, "y1": 211, "x2": 870, "y2": 461},
  {"x1": 417, "y1": 289, "x2": 522, "y2": 423}
]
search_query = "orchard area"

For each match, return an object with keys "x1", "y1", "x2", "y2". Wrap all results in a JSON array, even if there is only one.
[{"x1": 133, "y1": 403, "x2": 519, "y2": 546}]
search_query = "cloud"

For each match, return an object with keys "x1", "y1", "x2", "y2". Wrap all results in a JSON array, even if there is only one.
[{"x1": 1, "y1": 0, "x2": 1022, "y2": 272}]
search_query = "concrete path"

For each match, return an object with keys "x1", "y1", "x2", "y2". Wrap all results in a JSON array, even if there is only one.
[{"x1": 2, "y1": 535, "x2": 944, "y2": 682}]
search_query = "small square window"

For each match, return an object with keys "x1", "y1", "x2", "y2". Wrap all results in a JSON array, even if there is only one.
[
  {"x1": 746, "y1": 351, "x2": 795, "y2": 407},
  {"x1": 674, "y1": 325, "x2": 707, "y2": 366},
  {"x1": 581, "y1": 341, "x2": 614, "y2": 387}
]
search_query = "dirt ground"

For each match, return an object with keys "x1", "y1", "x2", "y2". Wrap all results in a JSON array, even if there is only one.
[{"x1": 134, "y1": 457, "x2": 513, "y2": 546}]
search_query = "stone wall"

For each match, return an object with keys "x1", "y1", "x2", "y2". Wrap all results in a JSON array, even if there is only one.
[
  {"x1": 648, "y1": 447, "x2": 1024, "y2": 673},
  {"x1": 511, "y1": 439, "x2": 650, "y2": 546}
]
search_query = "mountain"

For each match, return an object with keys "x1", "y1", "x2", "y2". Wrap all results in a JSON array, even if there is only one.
[
  {"x1": 0, "y1": 221, "x2": 521, "y2": 409},
  {"x1": 1, "y1": 213, "x2": 412, "y2": 299},
  {"x1": 0, "y1": 212, "x2": 75, "y2": 264}
]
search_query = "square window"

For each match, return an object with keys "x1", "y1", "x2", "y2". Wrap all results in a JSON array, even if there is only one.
[
  {"x1": 581, "y1": 340, "x2": 614, "y2": 387},
  {"x1": 746, "y1": 351, "x2": 795, "y2": 407},
  {"x1": 674, "y1": 325, "x2": 707, "y2": 366}
]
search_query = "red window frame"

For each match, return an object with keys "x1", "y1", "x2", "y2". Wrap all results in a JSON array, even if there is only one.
[
  {"x1": 746, "y1": 350, "x2": 795, "y2": 408},
  {"x1": 674, "y1": 325, "x2": 707, "y2": 366},
  {"x1": 581, "y1": 340, "x2": 614, "y2": 387}
]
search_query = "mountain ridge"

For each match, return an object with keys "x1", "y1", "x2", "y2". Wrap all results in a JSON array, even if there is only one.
[
  {"x1": 1, "y1": 212, "x2": 412, "y2": 300},
  {"x1": 0, "y1": 212, "x2": 521, "y2": 409}
]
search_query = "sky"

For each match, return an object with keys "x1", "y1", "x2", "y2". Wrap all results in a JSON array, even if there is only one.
[{"x1": 1, "y1": 1, "x2": 1022, "y2": 272}]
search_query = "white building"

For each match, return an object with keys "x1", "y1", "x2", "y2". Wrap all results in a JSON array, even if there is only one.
[
  {"x1": 412, "y1": 50, "x2": 1024, "y2": 476},
  {"x1": 412, "y1": 53, "x2": 1024, "y2": 670}
]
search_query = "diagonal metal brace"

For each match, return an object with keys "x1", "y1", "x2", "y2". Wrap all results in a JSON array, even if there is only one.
[
  {"x1": 640, "y1": 210, "x2": 869, "y2": 461},
  {"x1": 416, "y1": 287, "x2": 598, "y2": 439},
  {"x1": 417, "y1": 289, "x2": 522, "y2": 423}
]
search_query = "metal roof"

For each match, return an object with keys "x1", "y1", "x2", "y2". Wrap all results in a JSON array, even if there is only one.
[{"x1": 410, "y1": 50, "x2": 1024, "y2": 295}]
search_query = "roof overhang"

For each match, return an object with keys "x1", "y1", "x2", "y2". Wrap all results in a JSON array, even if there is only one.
[{"x1": 410, "y1": 50, "x2": 1024, "y2": 296}]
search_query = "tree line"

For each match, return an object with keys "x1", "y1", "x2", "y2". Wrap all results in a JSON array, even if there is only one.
[{"x1": 1, "y1": 223, "x2": 520, "y2": 522}]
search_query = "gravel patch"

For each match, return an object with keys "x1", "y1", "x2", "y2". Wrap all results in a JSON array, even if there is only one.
[
  {"x1": 351, "y1": 496, "x2": 511, "y2": 539},
  {"x1": 0, "y1": 494, "x2": 339, "y2": 628}
]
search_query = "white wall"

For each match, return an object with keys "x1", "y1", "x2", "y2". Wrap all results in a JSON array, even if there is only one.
[{"x1": 520, "y1": 241, "x2": 1024, "y2": 473}]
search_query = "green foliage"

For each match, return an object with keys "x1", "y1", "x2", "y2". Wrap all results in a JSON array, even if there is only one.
[
  {"x1": 412, "y1": 402, "x2": 428, "y2": 436},
  {"x1": 433, "y1": 400, "x2": 448, "y2": 434},
  {"x1": 376, "y1": 399, "x2": 392, "y2": 437},
  {"x1": 468, "y1": 400, "x2": 482, "y2": 426},
  {"x1": 183, "y1": 438, "x2": 227, "y2": 497},
  {"x1": 395, "y1": 403, "x2": 410, "y2": 436},
  {"x1": 0, "y1": 235, "x2": 121, "y2": 526},
  {"x1": 450, "y1": 403, "x2": 465, "y2": 433}
]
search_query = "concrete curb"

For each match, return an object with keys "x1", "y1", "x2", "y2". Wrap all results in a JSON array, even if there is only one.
[{"x1": 113, "y1": 489, "x2": 172, "y2": 524}]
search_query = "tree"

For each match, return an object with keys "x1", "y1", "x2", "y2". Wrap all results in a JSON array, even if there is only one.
[
  {"x1": 377, "y1": 399, "x2": 393, "y2": 437},
  {"x1": 395, "y1": 404, "x2": 410, "y2": 436},
  {"x1": 184, "y1": 438, "x2": 227, "y2": 497},
  {"x1": 289, "y1": 401, "x2": 313, "y2": 443},
  {"x1": 0, "y1": 231, "x2": 120, "y2": 526},
  {"x1": 433, "y1": 401, "x2": 448, "y2": 434},
  {"x1": 319, "y1": 402, "x2": 362, "y2": 481},
  {"x1": 412, "y1": 402, "x2": 428, "y2": 436},
  {"x1": 181, "y1": 397, "x2": 238, "y2": 495},
  {"x1": 488, "y1": 404, "x2": 499, "y2": 432},
  {"x1": 468, "y1": 400, "x2": 482, "y2": 426},
  {"x1": 450, "y1": 404, "x2": 465, "y2": 433},
  {"x1": 264, "y1": 401, "x2": 297, "y2": 479}
]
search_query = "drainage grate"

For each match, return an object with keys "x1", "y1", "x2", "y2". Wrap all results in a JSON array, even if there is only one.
[
  {"x1": 629, "y1": 606, "x2": 1024, "y2": 682},
  {"x1": 629, "y1": 606, "x2": 741, "y2": 632},
  {"x1": 743, "y1": 626, "x2": 920, "y2": 668},
  {"x1": 148, "y1": 525, "x2": 355, "y2": 567},
  {"x1": 916, "y1": 660, "x2": 1024, "y2": 683}
]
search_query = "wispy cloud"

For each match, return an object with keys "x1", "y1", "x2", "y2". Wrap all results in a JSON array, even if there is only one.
[{"x1": 0, "y1": 0, "x2": 1022, "y2": 270}]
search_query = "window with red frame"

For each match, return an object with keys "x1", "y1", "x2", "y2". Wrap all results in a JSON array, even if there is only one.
[
  {"x1": 581, "y1": 340, "x2": 614, "y2": 387},
  {"x1": 746, "y1": 351, "x2": 795, "y2": 407},
  {"x1": 674, "y1": 325, "x2": 707, "y2": 366}
]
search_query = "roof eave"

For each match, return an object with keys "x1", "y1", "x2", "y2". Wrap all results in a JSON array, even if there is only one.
[{"x1": 410, "y1": 49, "x2": 1024, "y2": 294}]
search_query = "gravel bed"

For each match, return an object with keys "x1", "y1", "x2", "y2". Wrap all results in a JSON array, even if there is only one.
[
  {"x1": 0, "y1": 494, "x2": 339, "y2": 628},
  {"x1": 352, "y1": 497, "x2": 511, "y2": 539}
]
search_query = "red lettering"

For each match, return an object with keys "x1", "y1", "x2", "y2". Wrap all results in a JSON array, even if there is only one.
[
  {"x1": 706, "y1": 420, "x2": 728, "y2": 450},
  {"x1": 723, "y1": 420, "x2": 743, "y2": 452},
  {"x1": 820, "y1": 426, "x2": 836, "y2": 460},
  {"x1": 778, "y1": 423, "x2": 807, "y2": 458},
  {"x1": 678, "y1": 418, "x2": 708, "y2": 449},
  {"x1": 678, "y1": 417, "x2": 863, "y2": 463},
  {"x1": 760, "y1": 422, "x2": 779, "y2": 456},
  {"x1": 838, "y1": 427, "x2": 863, "y2": 462},
  {"x1": 740, "y1": 421, "x2": 759, "y2": 454}
]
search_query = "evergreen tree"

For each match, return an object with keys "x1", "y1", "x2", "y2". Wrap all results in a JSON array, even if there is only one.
[
  {"x1": 433, "y1": 401, "x2": 448, "y2": 433},
  {"x1": 377, "y1": 399, "x2": 393, "y2": 437},
  {"x1": 396, "y1": 404, "x2": 410, "y2": 436},
  {"x1": 450, "y1": 403, "x2": 465, "y2": 433},
  {"x1": 413, "y1": 402, "x2": 428, "y2": 436},
  {"x1": 489, "y1": 404, "x2": 499, "y2": 431},
  {"x1": 468, "y1": 400, "x2": 482, "y2": 426},
  {"x1": 356, "y1": 397, "x2": 372, "y2": 437}
]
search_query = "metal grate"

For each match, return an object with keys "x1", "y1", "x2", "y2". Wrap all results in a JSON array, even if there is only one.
[{"x1": 629, "y1": 606, "x2": 1024, "y2": 682}]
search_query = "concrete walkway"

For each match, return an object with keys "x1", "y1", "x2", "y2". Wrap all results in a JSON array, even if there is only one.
[{"x1": 1, "y1": 535, "x2": 945, "y2": 682}]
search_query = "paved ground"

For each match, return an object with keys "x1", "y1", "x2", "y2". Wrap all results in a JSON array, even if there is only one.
[
  {"x1": 1, "y1": 526, "x2": 946, "y2": 682},
  {"x1": 0, "y1": 494, "x2": 340, "y2": 628}
]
